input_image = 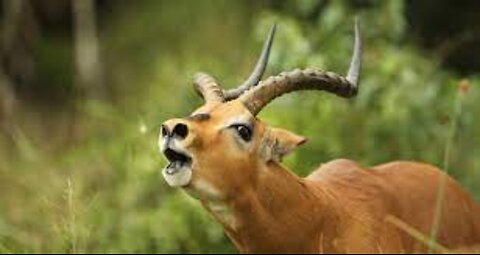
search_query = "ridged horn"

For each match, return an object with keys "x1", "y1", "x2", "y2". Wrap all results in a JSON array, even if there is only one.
[
  {"x1": 193, "y1": 72, "x2": 224, "y2": 103},
  {"x1": 239, "y1": 20, "x2": 362, "y2": 116},
  {"x1": 223, "y1": 24, "x2": 276, "y2": 101}
]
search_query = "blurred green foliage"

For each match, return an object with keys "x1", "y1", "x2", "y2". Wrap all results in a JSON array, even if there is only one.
[{"x1": 0, "y1": 0, "x2": 479, "y2": 253}]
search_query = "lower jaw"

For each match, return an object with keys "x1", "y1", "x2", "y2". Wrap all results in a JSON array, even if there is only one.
[
  {"x1": 183, "y1": 180, "x2": 224, "y2": 201},
  {"x1": 162, "y1": 165, "x2": 192, "y2": 187}
]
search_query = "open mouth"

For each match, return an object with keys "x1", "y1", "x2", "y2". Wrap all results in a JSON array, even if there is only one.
[{"x1": 163, "y1": 148, "x2": 192, "y2": 175}]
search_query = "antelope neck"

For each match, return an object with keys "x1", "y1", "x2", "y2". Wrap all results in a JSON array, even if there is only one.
[{"x1": 203, "y1": 162, "x2": 334, "y2": 253}]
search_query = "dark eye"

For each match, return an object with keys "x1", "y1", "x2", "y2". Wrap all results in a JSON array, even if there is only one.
[{"x1": 231, "y1": 124, "x2": 252, "y2": 142}]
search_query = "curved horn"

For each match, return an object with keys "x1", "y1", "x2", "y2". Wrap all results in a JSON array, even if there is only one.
[
  {"x1": 193, "y1": 72, "x2": 224, "y2": 103},
  {"x1": 347, "y1": 18, "x2": 362, "y2": 87},
  {"x1": 223, "y1": 24, "x2": 276, "y2": 101},
  {"x1": 239, "y1": 20, "x2": 363, "y2": 116}
]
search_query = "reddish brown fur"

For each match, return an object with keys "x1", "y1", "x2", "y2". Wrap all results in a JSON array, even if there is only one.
[
  {"x1": 204, "y1": 159, "x2": 480, "y2": 253},
  {"x1": 158, "y1": 21, "x2": 480, "y2": 253},
  {"x1": 161, "y1": 101, "x2": 480, "y2": 254}
]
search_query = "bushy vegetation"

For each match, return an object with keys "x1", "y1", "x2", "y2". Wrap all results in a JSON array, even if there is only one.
[{"x1": 0, "y1": 0, "x2": 479, "y2": 253}]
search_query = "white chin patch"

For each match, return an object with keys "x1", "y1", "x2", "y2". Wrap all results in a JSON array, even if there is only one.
[{"x1": 162, "y1": 163, "x2": 192, "y2": 187}]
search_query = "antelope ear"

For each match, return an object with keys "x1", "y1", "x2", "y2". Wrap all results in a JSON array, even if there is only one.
[{"x1": 262, "y1": 127, "x2": 307, "y2": 162}]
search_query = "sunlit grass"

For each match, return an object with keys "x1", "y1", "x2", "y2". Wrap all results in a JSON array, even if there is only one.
[
  {"x1": 428, "y1": 79, "x2": 469, "y2": 253},
  {"x1": 385, "y1": 215, "x2": 450, "y2": 253}
]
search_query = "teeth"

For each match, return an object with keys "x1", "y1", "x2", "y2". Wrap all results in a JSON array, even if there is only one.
[
  {"x1": 165, "y1": 161, "x2": 184, "y2": 175},
  {"x1": 166, "y1": 164, "x2": 177, "y2": 175},
  {"x1": 162, "y1": 163, "x2": 192, "y2": 187}
]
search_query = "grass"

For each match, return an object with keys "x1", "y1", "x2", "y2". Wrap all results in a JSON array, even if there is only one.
[
  {"x1": 428, "y1": 79, "x2": 469, "y2": 253},
  {"x1": 66, "y1": 178, "x2": 77, "y2": 254},
  {"x1": 1, "y1": 2, "x2": 479, "y2": 252},
  {"x1": 384, "y1": 79, "x2": 472, "y2": 254},
  {"x1": 385, "y1": 215, "x2": 450, "y2": 253}
]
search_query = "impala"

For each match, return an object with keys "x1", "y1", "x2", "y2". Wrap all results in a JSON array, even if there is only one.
[{"x1": 158, "y1": 21, "x2": 480, "y2": 253}]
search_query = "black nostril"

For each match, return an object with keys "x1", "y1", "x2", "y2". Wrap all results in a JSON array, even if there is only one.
[
  {"x1": 161, "y1": 125, "x2": 169, "y2": 137},
  {"x1": 172, "y1": 123, "x2": 189, "y2": 139}
]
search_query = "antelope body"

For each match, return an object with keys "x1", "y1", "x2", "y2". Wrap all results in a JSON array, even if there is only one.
[{"x1": 158, "y1": 22, "x2": 480, "y2": 253}]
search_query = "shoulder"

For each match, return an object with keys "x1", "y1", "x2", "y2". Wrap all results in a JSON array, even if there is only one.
[
  {"x1": 371, "y1": 161, "x2": 444, "y2": 179},
  {"x1": 306, "y1": 158, "x2": 365, "y2": 180}
]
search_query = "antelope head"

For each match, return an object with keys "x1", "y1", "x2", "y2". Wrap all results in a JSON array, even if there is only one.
[{"x1": 159, "y1": 22, "x2": 362, "y2": 200}]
